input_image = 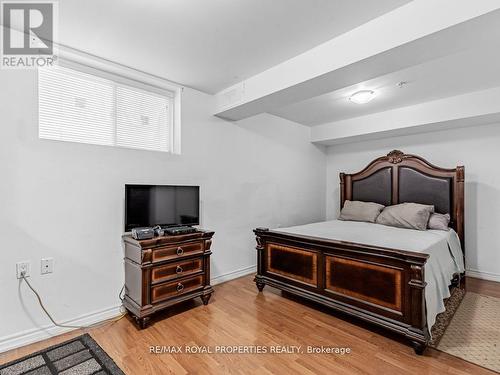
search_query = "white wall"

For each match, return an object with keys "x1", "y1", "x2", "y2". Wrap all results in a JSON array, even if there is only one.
[
  {"x1": 0, "y1": 69, "x2": 326, "y2": 351},
  {"x1": 326, "y1": 122, "x2": 500, "y2": 281}
]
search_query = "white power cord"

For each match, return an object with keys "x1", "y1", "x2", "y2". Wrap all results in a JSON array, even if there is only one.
[{"x1": 20, "y1": 272, "x2": 126, "y2": 329}]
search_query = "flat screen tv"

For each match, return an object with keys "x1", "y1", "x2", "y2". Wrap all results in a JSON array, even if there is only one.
[{"x1": 125, "y1": 185, "x2": 200, "y2": 232}]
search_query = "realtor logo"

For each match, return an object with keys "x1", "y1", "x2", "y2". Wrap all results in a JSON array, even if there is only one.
[{"x1": 1, "y1": 1, "x2": 58, "y2": 68}]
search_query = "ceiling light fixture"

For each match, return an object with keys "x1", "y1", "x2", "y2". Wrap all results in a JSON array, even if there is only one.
[{"x1": 349, "y1": 90, "x2": 376, "y2": 104}]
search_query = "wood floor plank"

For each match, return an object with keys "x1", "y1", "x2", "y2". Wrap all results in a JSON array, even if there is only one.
[
  {"x1": 1, "y1": 275, "x2": 499, "y2": 374},
  {"x1": 466, "y1": 276, "x2": 500, "y2": 298}
]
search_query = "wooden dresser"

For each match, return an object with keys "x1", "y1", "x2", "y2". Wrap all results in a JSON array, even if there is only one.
[{"x1": 123, "y1": 230, "x2": 214, "y2": 328}]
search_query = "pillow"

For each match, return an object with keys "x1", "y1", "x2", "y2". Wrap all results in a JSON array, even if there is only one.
[
  {"x1": 428, "y1": 213, "x2": 451, "y2": 231},
  {"x1": 339, "y1": 200, "x2": 385, "y2": 223},
  {"x1": 376, "y1": 203, "x2": 434, "y2": 231}
]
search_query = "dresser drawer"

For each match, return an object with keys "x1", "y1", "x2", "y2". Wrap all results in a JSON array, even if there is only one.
[
  {"x1": 151, "y1": 257, "x2": 204, "y2": 284},
  {"x1": 152, "y1": 241, "x2": 204, "y2": 263},
  {"x1": 151, "y1": 275, "x2": 204, "y2": 304}
]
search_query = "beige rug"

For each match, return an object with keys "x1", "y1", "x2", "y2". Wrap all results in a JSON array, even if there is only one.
[{"x1": 435, "y1": 292, "x2": 500, "y2": 373}]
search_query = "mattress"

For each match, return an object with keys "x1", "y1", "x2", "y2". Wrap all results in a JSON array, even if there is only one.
[{"x1": 273, "y1": 220, "x2": 465, "y2": 331}]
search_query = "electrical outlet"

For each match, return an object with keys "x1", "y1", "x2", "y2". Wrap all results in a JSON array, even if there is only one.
[
  {"x1": 41, "y1": 258, "x2": 54, "y2": 275},
  {"x1": 16, "y1": 261, "x2": 31, "y2": 279}
]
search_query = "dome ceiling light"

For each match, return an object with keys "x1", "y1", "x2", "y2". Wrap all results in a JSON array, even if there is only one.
[{"x1": 349, "y1": 90, "x2": 376, "y2": 104}]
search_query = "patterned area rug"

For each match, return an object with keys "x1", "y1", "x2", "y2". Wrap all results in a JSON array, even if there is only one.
[
  {"x1": 0, "y1": 334, "x2": 124, "y2": 375},
  {"x1": 429, "y1": 286, "x2": 466, "y2": 346},
  {"x1": 431, "y1": 291, "x2": 500, "y2": 373}
]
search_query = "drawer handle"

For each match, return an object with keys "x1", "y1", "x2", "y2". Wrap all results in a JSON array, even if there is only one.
[
  {"x1": 176, "y1": 265, "x2": 183, "y2": 274},
  {"x1": 176, "y1": 283, "x2": 184, "y2": 292},
  {"x1": 176, "y1": 247, "x2": 184, "y2": 256}
]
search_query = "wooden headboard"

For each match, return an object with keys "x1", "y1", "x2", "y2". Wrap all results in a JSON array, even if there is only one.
[{"x1": 340, "y1": 150, "x2": 465, "y2": 249}]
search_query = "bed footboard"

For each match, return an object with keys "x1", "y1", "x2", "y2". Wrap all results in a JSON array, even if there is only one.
[{"x1": 254, "y1": 227, "x2": 430, "y2": 354}]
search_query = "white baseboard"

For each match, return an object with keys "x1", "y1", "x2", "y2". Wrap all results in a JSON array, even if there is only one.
[
  {"x1": 0, "y1": 305, "x2": 122, "y2": 354},
  {"x1": 211, "y1": 265, "x2": 256, "y2": 286},
  {"x1": 0, "y1": 266, "x2": 257, "y2": 354},
  {"x1": 466, "y1": 269, "x2": 500, "y2": 283}
]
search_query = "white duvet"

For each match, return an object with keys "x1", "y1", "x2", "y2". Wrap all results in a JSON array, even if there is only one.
[{"x1": 273, "y1": 220, "x2": 465, "y2": 331}]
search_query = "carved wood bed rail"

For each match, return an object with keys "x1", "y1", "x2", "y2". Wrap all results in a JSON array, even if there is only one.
[{"x1": 254, "y1": 151, "x2": 465, "y2": 354}]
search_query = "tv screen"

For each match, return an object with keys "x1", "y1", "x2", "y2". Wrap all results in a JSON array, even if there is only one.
[{"x1": 125, "y1": 185, "x2": 200, "y2": 231}]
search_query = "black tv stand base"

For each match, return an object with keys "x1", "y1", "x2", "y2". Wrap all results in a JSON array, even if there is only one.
[{"x1": 164, "y1": 226, "x2": 197, "y2": 235}]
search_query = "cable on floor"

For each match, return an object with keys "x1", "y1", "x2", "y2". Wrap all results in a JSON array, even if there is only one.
[{"x1": 21, "y1": 273, "x2": 127, "y2": 330}]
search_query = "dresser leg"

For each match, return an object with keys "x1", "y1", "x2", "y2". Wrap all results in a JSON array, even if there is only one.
[
  {"x1": 135, "y1": 316, "x2": 150, "y2": 329},
  {"x1": 201, "y1": 293, "x2": 212, "y2": 305}
]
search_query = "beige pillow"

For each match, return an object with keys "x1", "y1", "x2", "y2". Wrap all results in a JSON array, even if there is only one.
[
  {"x1": 376, "y1": 203, "x2": 434, "y2": 231},
  {"x1": 428, "y1": 213, "x2": 451, "y2": 231},
  {"x1": 339, "y1": 200, "x2": 385, "y2": 223}
]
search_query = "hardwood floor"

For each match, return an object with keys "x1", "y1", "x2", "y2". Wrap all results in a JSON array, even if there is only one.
[
  {"x1": 1, "y1": 276, "x2": 498, "y2": 374},
  {"x1": 466, "y1": 276, "x2": 500, "y2": 298}
]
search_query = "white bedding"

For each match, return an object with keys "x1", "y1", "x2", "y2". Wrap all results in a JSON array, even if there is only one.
[{"x1": 273, "y1": 220, "x2": 465, "y2": 331}]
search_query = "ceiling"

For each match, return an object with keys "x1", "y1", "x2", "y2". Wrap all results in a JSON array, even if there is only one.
[
  {"x1": 269, "y1": 44, "x2": 500, "y2": 126},
  {"x1": 58, "y1": 0, "x2": 411, "y2": 93}
]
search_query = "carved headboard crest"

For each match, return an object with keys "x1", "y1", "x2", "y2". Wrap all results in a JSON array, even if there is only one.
[
  {"x1": 387, "y1": 150, "x2": 405, "y2": 164},
  {"x1": 339, "y1": 150, "x2": 465, "y2": 251}
]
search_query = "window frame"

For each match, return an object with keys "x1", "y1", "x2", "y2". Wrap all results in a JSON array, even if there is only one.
[{"x1": 37, "y1": 55, "x2": 182, "y2": 154}]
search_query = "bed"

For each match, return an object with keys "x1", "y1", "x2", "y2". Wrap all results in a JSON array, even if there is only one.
[{"x1": 253, "y1": 150, "x2": 465, "y2": 354}]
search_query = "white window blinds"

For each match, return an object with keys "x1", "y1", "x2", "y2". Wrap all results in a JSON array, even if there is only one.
[{"x1": 39, "y1": 66, "x2": 174, "y2": 152}]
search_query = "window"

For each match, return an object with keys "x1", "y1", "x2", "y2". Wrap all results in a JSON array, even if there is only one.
[{"x1": 38, "y1": 65, "x2": 177, "y2": 153}]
